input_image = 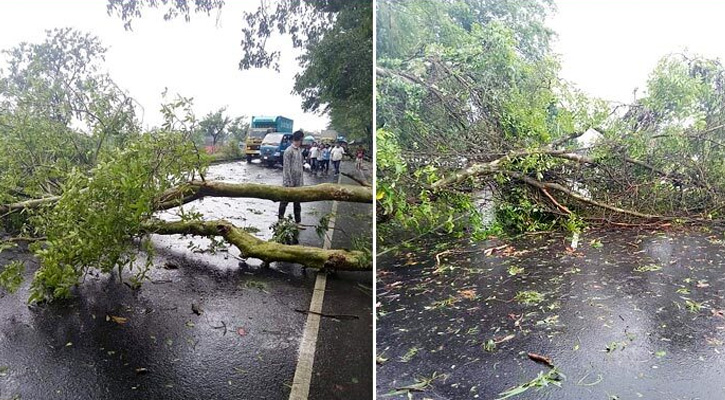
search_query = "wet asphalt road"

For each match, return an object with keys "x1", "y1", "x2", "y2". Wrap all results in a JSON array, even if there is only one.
[
  {"x1": 377, "y1": 228, "x2": 725, "y2": 399},
  {"x1": 0, "y1": 159, "x2": 372, "y2": 400},
  {"x1": 309, "y1": 164, "x2": 373, "y2": 400}
]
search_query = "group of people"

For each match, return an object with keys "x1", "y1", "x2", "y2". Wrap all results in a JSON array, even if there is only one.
[
  {"x1": 302, "y1": 142, "x2": 345, "y2": 175},
  {"x1": 279, "y1": 131, "x2": 369, "y2": 227},
  {"x1": 280, "y1": 131, "x2": 363, "y2": 226}
]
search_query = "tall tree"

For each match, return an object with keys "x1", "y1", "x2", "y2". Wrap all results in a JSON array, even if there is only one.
[
  {"x1": 0, "y1": 28, "x2": 138, "y2": 201},
  {"x1": 106, "y1": 0, "x2": 373, "y2": 140},
  {"x1": 198, "y1": 107, "x2": 231, "y2": 148},
  {"x1": 227, "y1": 116, "x2": 249, "y2": 142}
]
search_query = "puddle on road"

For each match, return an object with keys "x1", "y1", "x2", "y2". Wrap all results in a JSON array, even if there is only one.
[{"x1": 376, "y1": 228, "x2": 725, "y2": 399}]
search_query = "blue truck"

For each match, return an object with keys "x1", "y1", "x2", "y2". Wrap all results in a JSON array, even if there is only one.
[{"x1": 246, "y1": 116, "x2": 293, "y2": 163}]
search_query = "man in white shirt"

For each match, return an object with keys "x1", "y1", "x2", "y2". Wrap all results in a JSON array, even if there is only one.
[
  {"x1": 309, "y1": 143, "x2": 319, "y2": 172},
  {"x1": 330, "y1": 143, "x2": 345, "y2": 175}
]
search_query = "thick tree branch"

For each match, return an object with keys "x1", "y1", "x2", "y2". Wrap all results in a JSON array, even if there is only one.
[
  {"x1": 503, "y1": 171, "x2": 665, "y2": 220},
  {"x1": 155, "y1": 181, "x2": 372, "y2": 210},
  {"x1": 142, "y1": 219, "x2": 370, "y2": 271},
  {"x1": 342, "y1": 172, "x2": 371, "y2": 187},
  {"x1": 430, "y1": 148, "x2": 582, "y2": 189},
  {"x1": 430, "y1": 144, "x2": 705, "y2": 191},
  {"x1": 1, "y1": 181, "x2": 372, "y2": 215},
  {"x1": 0, "y1": 196, "x2": 60, "y2": 215}
]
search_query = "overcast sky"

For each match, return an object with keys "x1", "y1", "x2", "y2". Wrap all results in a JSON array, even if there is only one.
[
  {"x1": 0, "y1": 0, "x2": 330, "y2": 132},
  {"x1": 550, "y1": 0, "x2": 725, "y2": 104},
  {"x1": 3, "y1": 1, "x2": 721, "y2": 133}
]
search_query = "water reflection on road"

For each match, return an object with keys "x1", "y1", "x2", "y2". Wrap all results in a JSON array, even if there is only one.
[{"x1": 376, "y1": 229, "x2": 725, "y2": 399}]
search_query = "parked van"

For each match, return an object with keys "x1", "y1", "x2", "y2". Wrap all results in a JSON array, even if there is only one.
[{"x1": 260, "y1": 132, "x2": 293, "y2": 167}]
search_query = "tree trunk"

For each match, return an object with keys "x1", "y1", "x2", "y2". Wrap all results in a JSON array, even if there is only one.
[
  {"x1": 1, "y1": 181, "x2": 373, "y2": 214},
  {"x1": 143, "y1": 219, "x2": 370, "y2": 270},
  {"x1": 428, "y1": 147, "x2": 682, "y2": 222},
  {"x1": 155, "y1": 181, "x2": 372, "y2": 210}
]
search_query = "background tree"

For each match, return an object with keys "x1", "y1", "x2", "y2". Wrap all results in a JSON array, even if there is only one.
[
  {"x1": 107, "y1": 0, "x2": 373, "y2": 141},
  {"x1": 376, "y1": 0, "x2": 555, "y2": 63},
  {"x1": 227, "y1": 115, "x2": 249, "y2": 143},
  {"x1": 0, "y1": 28, "x2": 138, "y2": 203},
  {"x1": 198, "y1": 107, "x2": 231, "y2": 148}
]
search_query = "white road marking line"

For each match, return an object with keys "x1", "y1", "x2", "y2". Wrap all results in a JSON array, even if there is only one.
[{"x1": 289, "y1": 171, "x2": 342, "y2": 400}]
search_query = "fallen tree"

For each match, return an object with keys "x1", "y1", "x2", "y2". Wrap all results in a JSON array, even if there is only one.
[
  {"x1": 425, "y1": 127, "x2": 725, "y2": 225},
  {"x1": 376, "y1": 1, "x2": 725, "y2": 242},
  {"x1": 1, "y1": 135, "x2": 373, "y2": 303},
  {"x1": 155, "y1": 181, "x2": 372, "y2": 210},
  {"x1": 0, "y1": 181, "x2": 372, "y2": 215},
  {"x1": 144, "y1": 219, "x2": 368, "y2": 270}
]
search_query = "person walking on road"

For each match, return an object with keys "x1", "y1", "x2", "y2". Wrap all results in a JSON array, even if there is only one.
[
  {"x1": 356, "y1": 146, "x2": 365, "y2": 170},
  {"x1": 330, "y1": 142, "x2": 345, "y2": 175},
  {"x1": 309, "y1": 142, "x2": 319, "y2": 172},
  {"x1": 302, "y1": 144, "x2": 310, "y2": 164},
  {"x1": 320, "y1": 144, "x2": 331, "y2": 174},
  {"x1": 279, "y1": 130, "x2": 305, "y2": 228}
]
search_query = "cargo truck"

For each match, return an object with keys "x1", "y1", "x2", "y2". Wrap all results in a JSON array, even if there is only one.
[{"x1": 245, "y1": 116, "x2": 293, "y2": 162}]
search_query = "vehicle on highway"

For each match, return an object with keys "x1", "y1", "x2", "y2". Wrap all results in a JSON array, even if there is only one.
[
  {"x1": 260, "y1": 132, "x2": 293, "y2": 167},
  {"x1": 245, "y1": 116, "x2": 293, "y2": 162}
]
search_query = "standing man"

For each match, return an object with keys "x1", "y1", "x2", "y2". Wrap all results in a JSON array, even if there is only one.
[
  {"x1": 309, "y1": 142, "x2": 319, "y2": 172},
  {"x1": 279, "y1": 130, "x2": 305, "y2": 226},
  {"x1": 330, "y1": 142, "x2": 345, "y2": 175}
]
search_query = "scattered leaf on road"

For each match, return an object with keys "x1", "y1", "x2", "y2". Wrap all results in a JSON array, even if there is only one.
[
  {"x1": 527, "y1": 352, "x2": 554, "y2": 367},
  {"x1": 110, "y1": 316, "x2": 128, "y2": 324}
]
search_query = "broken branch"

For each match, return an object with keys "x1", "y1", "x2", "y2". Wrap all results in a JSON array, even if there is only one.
[
  {"x1": 1, "y1": 181, "x2": 373, "y2": 215},
  {"x1": 142, "y1": 219, "x2": 371, "y2": 270},
  {"x1": 147, "y1": 181, "x2": 371, "y2": 210}
]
